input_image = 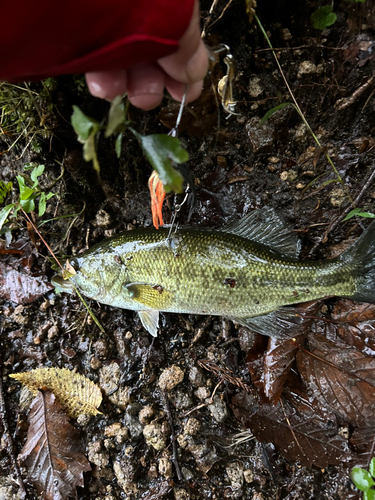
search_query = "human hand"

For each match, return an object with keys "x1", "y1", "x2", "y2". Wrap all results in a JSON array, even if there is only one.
[{"x1": 85, "y1": 1, "x2": 208, "y2": 110}]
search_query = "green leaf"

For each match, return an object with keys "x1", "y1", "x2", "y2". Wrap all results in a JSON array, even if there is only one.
[
  {"x1": 105, "y1": 96, "x2": 125, "y2": 137},
  {"x1": 132, "y1": 131, "x2": 188, "y2": 193},
  {"x1": 19, "y1": 197, "x2": 36, "y2": 213},
  {"x1": 0, "y1": 203, "x2": 17, "y2": 231},
  {"x1": 351, "y1": 467, "x2": 375, "y2": 492},
  {"x1": 0, "y1": 181, "x2": 12, "y2": 204},
  {"x1": 364, "y1": 490, "x2": 375, "y2": 500},
  {"x1": 30, "y1": 164, "x2": 45, "y2": 184},
  {"x1": 259, "y1": 103, "x2": 293, "y2": 126},
  {"x1": 370, "y1": 458, "x2": 375, "y2": 478},
  {"x1": 344, "y1": 208, "x2": 375, "y2": 221},
  {"x1": 311, "y1": 6, "x2": 337, "y2": 30},
  {"x1": 45, "y1": 192, "x2": 55, "y2": 201},
  {"x1": 320, "y1": 178, "x2": 340, "y2": 188},
  {"x1": 38, "y1": 192, "x2": 46, "y2": 217},
  {"x1": 16, "y1": 175, "x2": 36, "y2": 201},
  {"x1": 83, "y1": 134, "x2": 100, "y2": 173},
  {"x1": 115, "y1": 132, "x2": 123, "y2": 158},
  {"x1": 71, "y1": 106, "x2": 100, "y2": 141}
]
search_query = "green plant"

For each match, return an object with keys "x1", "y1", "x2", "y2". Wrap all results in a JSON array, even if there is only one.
[
  {"x1": 0, "y1": 164, "x2": 57, "y2": 241},
  {"x1": 344, "y1": 208, "x2": 375, "y2": 221},
  {"x1": 352, "y1": 458, "x2": 375, "y2": 499},
  {"x1": 71, "y1": 96, "x2": 188, "y2": 194},
  {"x1": 311, "y1": 5, "x2": 337, "y2": 30},
  {"x1": 0, "y1": 80, "x2": 56, "y2": 155}
]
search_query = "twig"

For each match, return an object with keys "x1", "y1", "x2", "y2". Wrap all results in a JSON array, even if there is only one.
[
  {"x1": 201, "y1": 0, "x2": 220, "y2": 38},
  {"x1": 309, "y1": 165, "x2": 375, "y2": 254},
  {"x1": 198, "y1": 359, "x2": 252, "y2": 393},
  {"x1": 256, "y1": 44, "x2": 346, "y2": 53},
  {"x1": 280, "y1": 399, "x2": 306, "y2": 460},
  {"x1": 160, "y1": 391, "x2": 183, "y2": 482},
  {"x1": 0, "y1": 332, "x2": 27, "y2": 499},
  {"x1": 206, "y1": 0, "x2": 236, "y2": 32}
]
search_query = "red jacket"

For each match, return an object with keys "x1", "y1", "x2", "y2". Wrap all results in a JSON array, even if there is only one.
[{"x1": 0, "y1": 0, "x2": 194, "y2": 81}]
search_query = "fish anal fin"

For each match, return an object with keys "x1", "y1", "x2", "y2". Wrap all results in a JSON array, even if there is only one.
[
  {"x1": 138, "y1": 310, "x2": 159, "y2": 337},
  {"x1": 126, "y1": 283, "x2": 173, "y2": 309},
  {"x1": 231, "y1": 301, "x2": 322, "y2": 339},
  {"x1": 231, "y1": 307, "x2": 305, "y2": 339}
]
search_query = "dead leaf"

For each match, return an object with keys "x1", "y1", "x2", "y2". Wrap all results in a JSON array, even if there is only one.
[
  {"x1": 231, "y1": 390, "x2": 352, "y2": 468},
  {"x1": 18, "y1": 390, "x2": 91, "y2": 500},
  {"x1": 297, "y1": 334, "x2": 375, "y2": 425},
  {"x1": 331, "y1": 300, "x2": 375, "y2": 355},
  {"x1": 0, "y1": 264, "x2": 53, "y2": 304},
  {"x1": 10, "y1": 367, "x2": 102, "y2": 418},
  {"x1": 0, "y1": 239, "x2": 53, "y2": 304},
  {"x1": 247, "y1": 301, "x2": 321, "y2": 404}
]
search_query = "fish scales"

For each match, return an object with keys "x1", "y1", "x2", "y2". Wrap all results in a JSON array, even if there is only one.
[
  {"x1": 71, "y1": 228, "x2": 353, "y2": 317},
  {"x1": 53, "y1": 209, "x2": 375, "y2": 337}
]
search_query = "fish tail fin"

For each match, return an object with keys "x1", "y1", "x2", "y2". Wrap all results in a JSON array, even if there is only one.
[{"x1": 343, "y1": 220, "x2": 375, "y2": 302}]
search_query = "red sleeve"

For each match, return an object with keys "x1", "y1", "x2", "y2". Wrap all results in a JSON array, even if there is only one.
[{"x1": 0, "y1": 0, "x2": 195, "y2": 81}]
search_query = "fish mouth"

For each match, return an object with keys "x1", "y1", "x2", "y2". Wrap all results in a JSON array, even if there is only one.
[{"x1": 51, "y1": 275, "x2": 75, "y2": 293}]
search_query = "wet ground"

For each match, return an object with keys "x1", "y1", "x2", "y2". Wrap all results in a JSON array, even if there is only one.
[{"x1": 1, "y1": 0, "x2": 375, "y2": 498}]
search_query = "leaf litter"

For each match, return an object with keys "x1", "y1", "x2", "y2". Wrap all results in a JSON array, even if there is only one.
[
  {"x1": 0, "y1": 238, "x2": 53, "y2": 304},
  {"x1": 232, "y1": 298, "x2": 375, "y2": 469},
  {"x1": 18, "y1": 390, "x2": 91, "y2": 500}
]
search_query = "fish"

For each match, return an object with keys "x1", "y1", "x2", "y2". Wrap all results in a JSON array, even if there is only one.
[{"x1": 52, "y1": 207, "x2": 375, "y2": 338}]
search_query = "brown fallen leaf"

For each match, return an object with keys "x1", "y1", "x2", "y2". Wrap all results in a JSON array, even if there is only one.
[
  {"x1": 0, "y1": 264, "x2": 53, "y2": 304},
  {"x1": 231, "y1": 390, "x2": 352, "y2": 468},
  {"x1": 297, "y1": 334, "x2": 375, "y2": 426},
  {"x1": 247, "y1": 301, "x2": 321, "y2": 404},
  {"x1": 331, "y1": 300, "x2": 375, "y2": 355},
  {"x1": 0, "y1": 238, "x2": 53, "y2": 304},
  {"x1": 10, "y1": 367, "x2": 102, "y2": 418},
  {"x1": 18, "y1": 390, "x2": 91, "y2": 500}
]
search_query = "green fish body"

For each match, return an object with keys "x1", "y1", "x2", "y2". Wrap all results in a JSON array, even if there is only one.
[{"x1": 53, "y1": 208, "x2": 375, "y2": 337}]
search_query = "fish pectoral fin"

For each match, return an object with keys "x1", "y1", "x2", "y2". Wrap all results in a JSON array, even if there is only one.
[
  {"x1": 126, "y1": 283, "x2": 173, "y2": 309},
  {"x1": 231, "y1": 306, "x2": 305, "y2": 339},
  {"x1": 138, "y1": 310, "x2": 159, "y2": 337}
]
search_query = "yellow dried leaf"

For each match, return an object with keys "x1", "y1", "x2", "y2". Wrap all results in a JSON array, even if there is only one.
[{"x1": 10, "y1": 367, "x2": 102, "y2": 418}]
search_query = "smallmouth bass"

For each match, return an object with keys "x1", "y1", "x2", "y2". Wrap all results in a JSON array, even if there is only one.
[{"x1": 52, "y1": 208, "x2": 375, "y2": 337}]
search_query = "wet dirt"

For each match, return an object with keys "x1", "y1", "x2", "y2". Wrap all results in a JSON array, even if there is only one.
[{"x1": 1, "y1": 0, "x2": 375, "y2": 498}]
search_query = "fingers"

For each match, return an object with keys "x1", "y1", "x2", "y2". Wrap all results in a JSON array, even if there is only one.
[
  {"x1": 126, "y1": 63, "x2": 166, "y2": 110},
  {"x1": 85, "y1": 70, "x2": 127, "y2": 101},
  {"x1": 165, "y1": 78, "x2": 203, "y2": 104},
  {"x1": 157, "y1": 1, "x2": 208, "y2": 85},
  {"x1": 85, "y1": 0, "x2": 208, "y2": 110}
]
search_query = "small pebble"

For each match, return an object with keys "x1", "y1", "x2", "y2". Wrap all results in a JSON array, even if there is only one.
[
  {"x1": 226, "y1": 462, "x2": 244, "y2": 489},
  {"x1": 174, "y1": 487, "x2": 190, "y2": 500},
  {"x1": 184, "y1": 418, "x2": 201, "y2": 436},
  {"x1": 158, "y1": 457, "x2": 173, "y2": 478},
  {"x1": 158, "y1": 365, "x2": 185, "y2": 391},
  {"x1": 143, "y1": 423, "x2": 167, "y2": 451},
  {"x1": 208, "y1": 395, "x2": 229, "y2": 423},
  {"x1": 139, "y1": 405, "x2": 155, "y2": 425}
]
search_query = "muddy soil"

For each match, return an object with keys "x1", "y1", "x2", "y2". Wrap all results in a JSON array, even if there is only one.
[{"x1": 1, "y1": 0, "x2": 375, "y2": 499}]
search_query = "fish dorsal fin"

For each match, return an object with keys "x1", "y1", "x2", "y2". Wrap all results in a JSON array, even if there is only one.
[
  {"x1": 219, "y1": 207, "x2": 301, "y2": 258},
  {"x1": 138, "y1": 310, "x2": 159, "y2": 337}
]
